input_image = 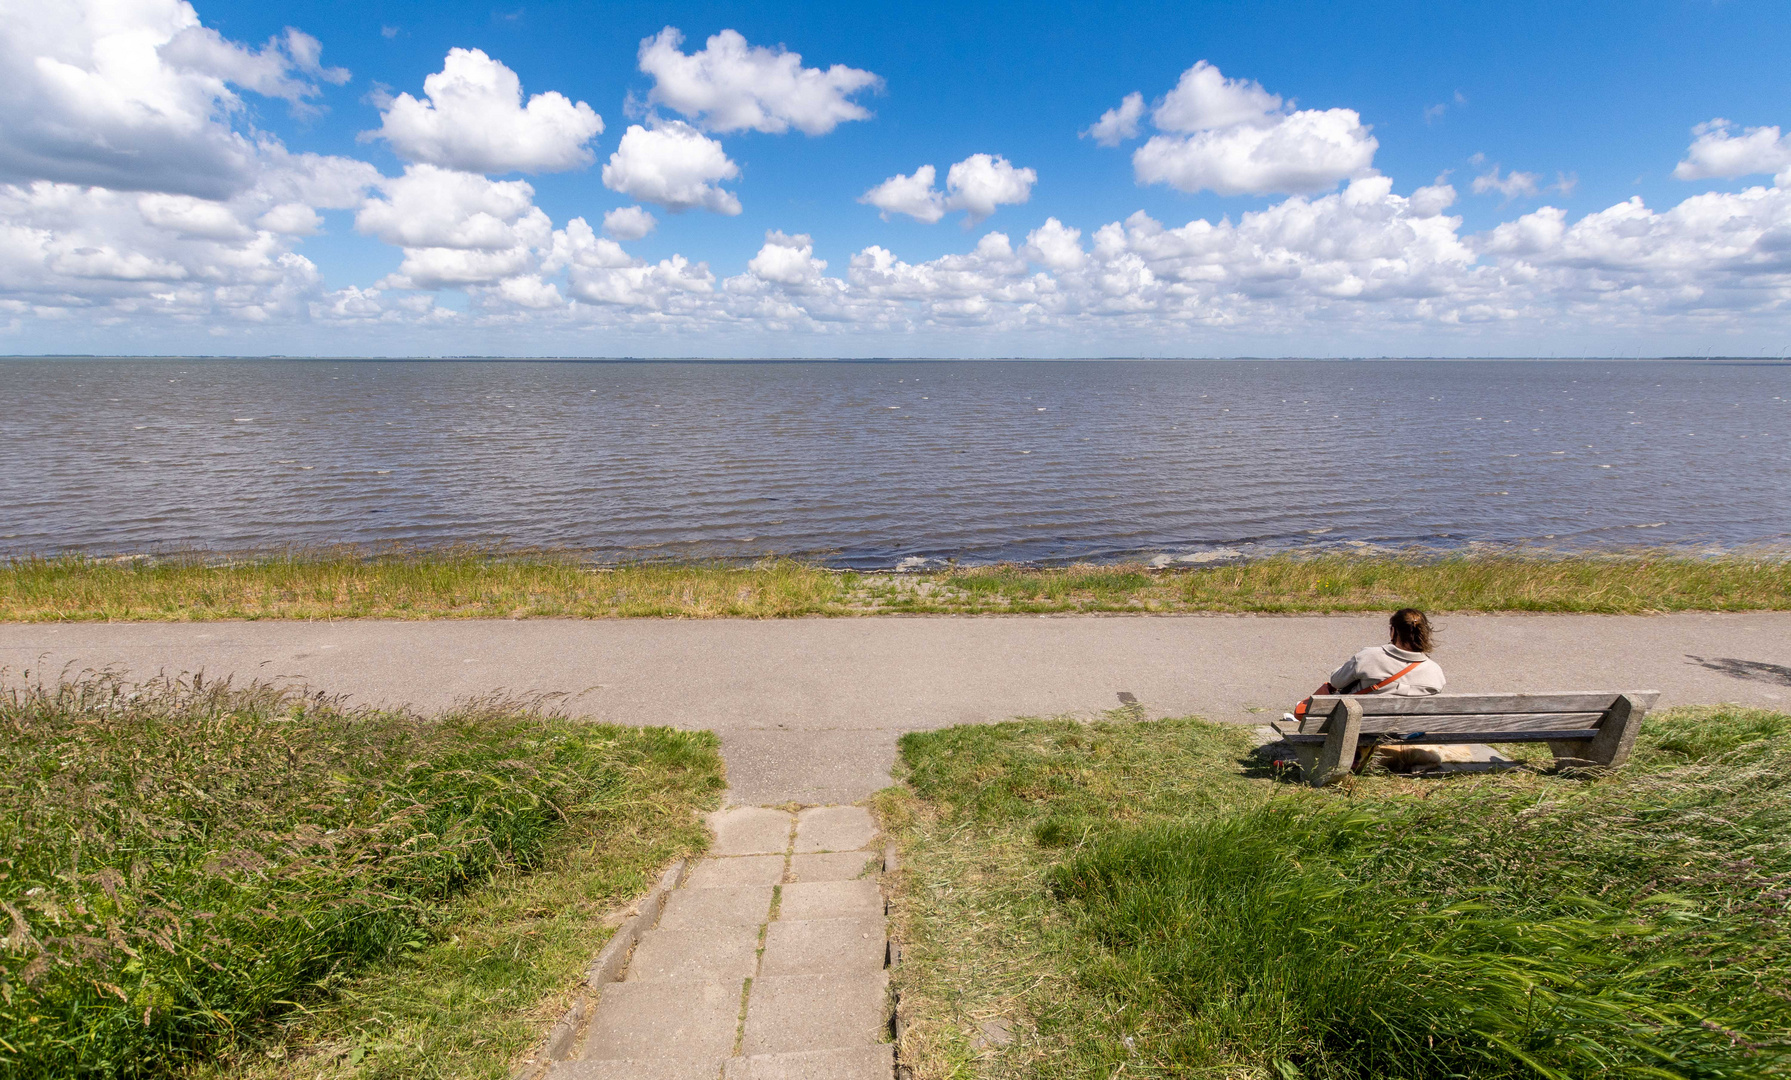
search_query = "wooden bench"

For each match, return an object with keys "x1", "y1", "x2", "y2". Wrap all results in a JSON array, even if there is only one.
[{"x1": 1269, "y1": 691, "x2": 1660, "y2": 787}]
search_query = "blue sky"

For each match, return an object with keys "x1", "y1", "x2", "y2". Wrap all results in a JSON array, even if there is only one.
[{"x1": 3, "y1": 0, "x2": 1789, "y2": 356}]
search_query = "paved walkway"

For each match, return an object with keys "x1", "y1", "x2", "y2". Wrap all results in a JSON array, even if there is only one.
[
  {"x1": 12, "y1": 616, "x2": 1784, "y2": 1079},
  {"x1": 4, "y1": 613, "x2": 1787, "y2": 803},
  {"x1": 549, "y1": 805, "x2": 891, "y2": 1080}
]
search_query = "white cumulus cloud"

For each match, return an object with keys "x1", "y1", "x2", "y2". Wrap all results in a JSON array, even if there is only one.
[
  {"x1": 1471, "y1": 164, "x2": 1541, "y2": 199},
  {"x1": 160, "y1": 25, "x2": 348, "y2": 109},
  {"x1": 860, "y1": 165, "x2": 944, "y2": 223},
  {"x1": 1470, "y1": 160, "x2": 1576, "y2": 201},
  {"x1": 1021, "y1": 218, "x2": 1087, "y2": 271},
  {"x1": 747, "y1": 231, "x2": 828, "y2": 286},
  {"x1": 0, "y1": 0, "x2": 351, "y2": 199},
  {"x1": 0, "y1": 0, "x2": 377, "y2": 329},
  {"x1": 1117, "y1": 61, "x2": 1377, "y2": 197},
  {"x1": 602, "y1": 205, "x2": 658, "y2": 240},
  {"x1": 1083, "y1": 92, "x2": 1145, "y2": 147},
  {"x1": 545, "y1": 217, "x2": 714, "y2": 309},
  {"x1": 257, "y1": 203, "x2": 323, "y2": 236},
  {"x1": 849, "y1": 232, "x2": 1031, "y2": 322},
  {"x1": 1134, "y1": 107, "x2": 1377, "y2": 197},
  {"x1": 357, "y1": 165, "x2": 545, "y2": 249},
  {"x1": 367, "y1": 48, "x2": 602, "y2": 174},
  {"x1": 0, "y1": 181, "x2": 325, "y2": 322},
  {"x1": 602, "y1": 122, "x2": 742, "y2": 214},
  {"x1": 1675, "y1": 120, "x2": 1791, "y2": 186},
  {"x1": 637, "y1": 27, "x2": 880, "y2": 135},
  {"x1": 945, "y1": 155, "x2": 1037, "y2": 223},
  {"x1": 493, "y1": 274, "x2": 563, "y2": 309},
  {"x1": 544, "y1": 218, "x2": 637, "y2": 273},
  {"x1": 860, "y1": 155, "x2": 1035, "y2": 225},
  {"x1": 1151, "y1": 61, "x2": 1282, "y2": 132},
  {"x1": 356, "y1": 165, "x2": 553, "y2": 289}
]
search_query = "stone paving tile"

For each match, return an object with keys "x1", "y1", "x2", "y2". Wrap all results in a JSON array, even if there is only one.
[
  {"x1": 708, "y1": 807, "x2": 794, "y2": 856},
  {"x1": 787, "y1": 851, "x2": 879, "y2": 882},
  {"x1": 581, "y1": 978, "x2": 743, "y2": 1062},
  {"x1": 685, "y1": 854, "x2": 786, "y2": 889},
  {"x1": 658, "y1": 885, "x2": 774, "y2": 930},
  {"x1": 721, "y1": 1045, "x2": 894, "y2": 1080},
  {"x1": 740, "y1": 972, "x2": 889, "y2": 1056},
  {"x1": 759, "y1": 917, "x2": 888, "y2": 977},
  {"x1": 793, "y1": 806, "x2": 877, "y2": 854},
  {"x1": 626, "y1": 926, "x2": 761, "y2": 983},
  {"x1": 556, "y1": 804, "x2": 893, "y2": 1078},
  {"x1": 549, "y1": 1059, "x2": 724, "y2": 1080},
  {"x1": 777, "y1": 880, "x2": 883, "y2": 921}
]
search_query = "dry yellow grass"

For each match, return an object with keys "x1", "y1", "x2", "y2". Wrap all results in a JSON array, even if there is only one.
[{"x1": 0, "y1": 549, "x2": 1786, "y2": 621}]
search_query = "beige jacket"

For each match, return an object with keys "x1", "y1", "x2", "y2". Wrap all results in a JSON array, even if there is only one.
[{"x1": 1328, "y1": 644, "x2": 1446, "y2": 696}]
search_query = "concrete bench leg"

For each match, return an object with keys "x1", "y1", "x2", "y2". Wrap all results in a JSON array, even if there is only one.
[
  {"x1": 1309, "y1": 699, "x2": 1362, "y2": 788},
  {"x1": 1552, "y1": 694, "x2": 1646, "y2": 768},
  {"x1": 1546, "y1": 739, "x2": 1595, "y2": 767}
]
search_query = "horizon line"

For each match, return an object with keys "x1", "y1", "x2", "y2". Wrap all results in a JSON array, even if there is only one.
[{"x1": 3, "y1": 355, "x2": 1784, "y2": 364}]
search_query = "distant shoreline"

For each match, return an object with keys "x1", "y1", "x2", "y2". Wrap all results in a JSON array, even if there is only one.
[
  {"x1": 4, "y1": 355, "x2": 1787, "y2": 364},
  {"x1": 4, "y1": 549, "x2": 1786, "y2": 620}
]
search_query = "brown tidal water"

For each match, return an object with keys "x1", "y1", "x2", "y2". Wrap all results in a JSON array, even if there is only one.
[{"x1": 2, "y1": 358, "x2": 1786, "y2": 567}]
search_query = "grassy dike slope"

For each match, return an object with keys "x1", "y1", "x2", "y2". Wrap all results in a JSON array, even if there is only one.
[
  {"x1": 0, "y1": 675, "x2": 723, "y2": 1080},
  {"x1": 2, "y1": 551, "x2": 1788, "y2": 619},
  {"x1": 877, "y1": 708, "x2": 1791, "y2": 1079}
]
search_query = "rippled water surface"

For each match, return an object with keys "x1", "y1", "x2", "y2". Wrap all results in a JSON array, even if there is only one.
[{"x1": 2, "y1": 358, "x2": 1786, "y2": 566}]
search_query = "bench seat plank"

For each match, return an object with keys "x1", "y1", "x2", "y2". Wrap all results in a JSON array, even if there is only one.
[
  {"x1": 1281, "y1": 729, "x2": 1601, "y2": 746},
  {"x1": 1298, "y1": 711, "x2": 1608, "y2": 735},
  {"x1": 1305, "y1": 691, "x2": 1659, "y2": 717}
]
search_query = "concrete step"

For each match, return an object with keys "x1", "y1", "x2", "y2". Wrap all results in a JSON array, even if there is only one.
[
  {"x1": 722, "y1": 1045, "x2": 894, "y2": 1079},
  {"x1": 793, "y1": 806, "x2": 877, "y2": 853},
  {"x1": 707, "y1": 807, "x2": 793, "y2": 856},
  {"x1": 760, "y1": 917, "x2": 888, "y2": 977},
  {"x1": 788, "y1": 850, "x2": 881, "y2": 882},
  {"x1": 548, "y1": 1060, "x2": 723, "y2": 1080},
  {"x1": 626, "y1": 926, "x2": 760, "y2": 983},
  {"x1": 777, "y1": 879, "x2": 884, "y2": 920},
  {"x1": 658, "y1": 885, "x2": 774, "y2": 930},
  {"x1": 685, "y1": 853, "x2": 786, "y2": 889},
  {"x1": 581, "y1": 978, "x2": 744, "y2": 1063},
  {"x1": 741, "y1": 972, "x2": 890, "y2": 1056}
]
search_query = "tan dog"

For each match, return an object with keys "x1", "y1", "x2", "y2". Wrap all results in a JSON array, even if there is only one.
[{"x1": 1354, "y1": 743, "x2": 1479, "y2": 774}]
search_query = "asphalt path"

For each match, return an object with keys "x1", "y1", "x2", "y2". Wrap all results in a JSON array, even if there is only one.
[{"x1": 4, "y1": 614, "x2": 1788, "y2": 804}]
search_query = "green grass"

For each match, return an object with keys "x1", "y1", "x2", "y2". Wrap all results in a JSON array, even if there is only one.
[
  {"x1": 1, "y1": 549, "x2": 1788, "y2": 620},
  {"x1": 0, "y1": 674, "x2": 723, "y2": 1079},
  {"x1": 878, "y1": 706, "x2": 1791, "y2": 1079}
]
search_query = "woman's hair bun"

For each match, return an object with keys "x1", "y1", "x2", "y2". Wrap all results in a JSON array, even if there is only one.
[{"x1": 1390, "y1": 608, "x2": 1434, "y2": 653}]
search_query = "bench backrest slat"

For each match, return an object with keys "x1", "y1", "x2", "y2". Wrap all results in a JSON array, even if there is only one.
[
  {"x1": 1305, "y1": 691, "x2": 1660, "y2": 717},
  {"x1": 1283, "y1": 728, "x2": 1602, "y2": 745},
  {"x1": 1342, "y1": 711, "x2": 1609, "y2": 735}
]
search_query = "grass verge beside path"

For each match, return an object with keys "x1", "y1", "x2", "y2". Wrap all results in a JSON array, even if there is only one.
[
  {"x1": 3, "y1": 550, "x2": 1789, "y2": 620},
  {"x1": 0, "y1": 674, "x2": 723, "y2": 1080},
  {"x1": 877, "y1": 707, "x2": 1791, "y2": 1079}
]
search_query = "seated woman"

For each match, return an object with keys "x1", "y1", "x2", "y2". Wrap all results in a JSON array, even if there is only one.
[
  {"x1": 1294, "y1": 608, "x2": 1446, "y2": 772},
  {"x1": 1327, "y1": 607, "x2": 1445, "y2": 698}
]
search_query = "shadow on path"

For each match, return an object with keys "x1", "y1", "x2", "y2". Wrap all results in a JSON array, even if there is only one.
[{"x1": 1685, "y1": 655, "x2": 1791, "y2": 688}]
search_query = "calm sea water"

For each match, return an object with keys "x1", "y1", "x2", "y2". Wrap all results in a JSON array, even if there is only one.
[{"x1": 2, "y1": 359, "x2": 1786, "y2": 567}]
